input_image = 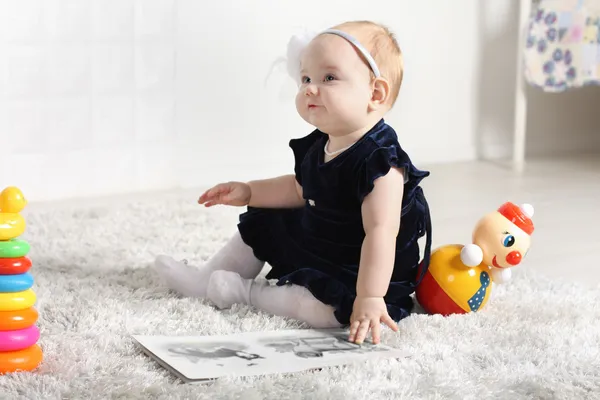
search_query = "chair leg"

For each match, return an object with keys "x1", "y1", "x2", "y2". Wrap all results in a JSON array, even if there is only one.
[{"x1": 512, "y1": 0, "x2": 533, "y2": 173}]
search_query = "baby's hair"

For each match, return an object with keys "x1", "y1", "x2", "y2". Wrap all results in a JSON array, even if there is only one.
[{"x1": 331, "y1": 20, "x2": 404, "y2": 106}]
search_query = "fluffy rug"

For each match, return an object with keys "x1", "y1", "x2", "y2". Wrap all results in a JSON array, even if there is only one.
[{"x1": 1, "y1": 192, "x2": 599, "y2": 399}]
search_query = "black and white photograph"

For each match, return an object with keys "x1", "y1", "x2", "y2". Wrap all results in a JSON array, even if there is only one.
[{"x1": 132, "y1": 329, "x2": 407, "y2": 383}]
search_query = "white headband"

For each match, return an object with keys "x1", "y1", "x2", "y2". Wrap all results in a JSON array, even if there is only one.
[
  {"x1": 321, "y1": 29, "x2": 381, "y2": 77},
  {"x1": 284, "y1": 28, "x2": 381, "y2": 84}
]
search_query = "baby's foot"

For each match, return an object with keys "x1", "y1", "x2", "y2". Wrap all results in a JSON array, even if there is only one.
[
  {"x1": 206, "y1": 270, "x2": 253, "y2": 309},
  {"x1": 153, "y1": 255, "x2": 211, "y2": 297}
]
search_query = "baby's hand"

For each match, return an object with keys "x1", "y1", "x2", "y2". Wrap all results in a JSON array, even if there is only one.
[
  {"x1": 198, "y1": 181, "x2": 251, "y2": 207},
  {"x1": 348, "y1": 296, "x2": 398, "y2": 345}
]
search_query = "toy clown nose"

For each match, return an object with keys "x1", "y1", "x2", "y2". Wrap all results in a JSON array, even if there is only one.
[{"x1": 498, "y1": 202, "x2": 535, "y2": 235}]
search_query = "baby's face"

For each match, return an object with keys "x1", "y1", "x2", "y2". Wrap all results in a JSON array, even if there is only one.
[{"x1": 295, "y1": 34, "x2": 374, "y2": 135}]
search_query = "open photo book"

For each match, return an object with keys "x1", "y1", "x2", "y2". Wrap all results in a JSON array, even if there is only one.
[{"x1": 132, "y1": 328, "x2": 406, "y2": 383}]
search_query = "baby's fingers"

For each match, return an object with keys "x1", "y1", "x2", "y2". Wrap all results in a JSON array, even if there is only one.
[
  {"x1": 370, "y1": 321, "x2": 381, "y2": 344},
  {"x1": 348, "y1": 320, "x2": 360, "y2": 342},
  {"x1": 199, "y1": 184, "x2": 228, "y2": 204},
  {"x1": 198, "y1": 189, "x2": 214, "y2": 203},
  {"x1": 382, "y1": 315, "x2": 399, "y2": 332},
  {"x1": 354, "y1": 320, "x2": 370, "y2": 344}
]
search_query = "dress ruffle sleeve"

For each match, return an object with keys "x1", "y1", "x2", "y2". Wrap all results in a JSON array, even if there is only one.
[
  {"x1": 288, "y1": 130, "x2": 323, "y2": 186},
  {"x1": 356, "y1": 142, "x2": 429, "y2": 203}
]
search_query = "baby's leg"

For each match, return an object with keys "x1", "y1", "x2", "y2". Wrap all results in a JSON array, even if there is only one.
[
  {"x1": 153, "y1": 231, "x2": 264, "y2": 298},
  {"x1": 206, "y1": 270, "x2": 342, "y2": 329}
]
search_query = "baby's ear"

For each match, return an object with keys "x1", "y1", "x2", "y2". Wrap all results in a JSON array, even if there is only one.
[{"x1": 370, "y1": 77, "x2": 390, "y2": 109}]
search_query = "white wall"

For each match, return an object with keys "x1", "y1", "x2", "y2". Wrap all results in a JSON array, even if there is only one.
[{"x1": 0, "y1": 0, "x2": 598, "y2": 202}]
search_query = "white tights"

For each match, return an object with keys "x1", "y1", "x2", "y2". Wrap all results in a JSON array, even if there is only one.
[{"x1": 154, "y1": 231, "x2": 342, "y2": 329}]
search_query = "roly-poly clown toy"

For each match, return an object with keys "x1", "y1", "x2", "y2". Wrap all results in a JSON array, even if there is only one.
[{"x1": 415, "y1": 202, "x2": 535, "y2": 316}]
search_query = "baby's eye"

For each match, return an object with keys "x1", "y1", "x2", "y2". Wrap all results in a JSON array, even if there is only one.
[
  {"x1": 301, "y1": 76, "x2": 311, "y2": 84},
  {"x1": 324, "y1": 74, "x2": 336, "y2": 82}
]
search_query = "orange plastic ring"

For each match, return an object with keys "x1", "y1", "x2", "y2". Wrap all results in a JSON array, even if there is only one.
[
  {"x1": 0, "y1": 307, "x2": 38, "y2": 330},
  {"x1": 0, "y1": 344, "x2": 43, "y2": 374},
  {"x1": 0, "y1": 257, "x2": 32, "y2": 275}
]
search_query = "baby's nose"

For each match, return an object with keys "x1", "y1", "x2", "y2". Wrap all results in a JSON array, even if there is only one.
[
  {"x1": 305, "y1": 84, "x2": 317, "y2": 95},
  {"x1": 506, "y1": 251, "x2": 522, "y2": 266}
]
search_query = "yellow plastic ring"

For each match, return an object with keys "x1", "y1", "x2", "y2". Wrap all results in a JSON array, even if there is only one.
[{"x1": 0, "y1": 289, "x2": 36, "y2": 312}]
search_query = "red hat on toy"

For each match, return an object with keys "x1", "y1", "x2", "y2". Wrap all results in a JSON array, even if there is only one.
[{"x1": 497, "y1": 202, "x2": 534, "y2": 235}]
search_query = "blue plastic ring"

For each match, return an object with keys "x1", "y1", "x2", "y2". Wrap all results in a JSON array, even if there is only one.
[{"x1": 0, "y1": 272, "x2": 34, "y2": 292}]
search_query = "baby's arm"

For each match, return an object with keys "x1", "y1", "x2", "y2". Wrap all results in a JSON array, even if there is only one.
[
  {"x1": 247, "y1": 175, "x2": 304, "y2": 208},
  {"x1": 356, "y1": 167, "x2": 405, "y2": 297},
  {"x1": 349, "y1": 167, "x2": 405, "y2": 344}
]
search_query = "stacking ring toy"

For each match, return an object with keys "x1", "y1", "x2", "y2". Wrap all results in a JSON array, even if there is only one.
[
  {"x1": 0, "y1": 307, "x2": 38, "y2": 331},
  {"x1": 0, "y1": 344, "x2": 43, "y2": 374},
  {"x1": 0, "y1": 272, "x2": 33, "y2": 292},
  {"x1": 0, "y1": 325, "x2": 40, "y2": 352},
  {"x1": 0, "y1": 289, "x2": 36, "y2": 312},
  {"x1": 0, "y1": 239, "x2": 30, "y2": 258},
  {"x1": 0, "y1": 257, "x2": 31, "y2": 275}
]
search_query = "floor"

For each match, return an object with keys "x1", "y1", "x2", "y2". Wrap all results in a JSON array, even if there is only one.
[
  {"x1": 26, "y1": 154, "x2": 600, "y2": 287},
  {"x1": 11, "y1": 155, "x2": 600, "y2": 399}
]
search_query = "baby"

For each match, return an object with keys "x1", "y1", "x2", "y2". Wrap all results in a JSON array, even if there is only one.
[{"x1": 154, "y1": 20, "x2": 432, "y2": 345}]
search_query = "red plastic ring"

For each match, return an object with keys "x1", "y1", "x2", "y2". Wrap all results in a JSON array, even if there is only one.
[{"x1": 0, "y1": 257, "x2": 32, "y2": 275}]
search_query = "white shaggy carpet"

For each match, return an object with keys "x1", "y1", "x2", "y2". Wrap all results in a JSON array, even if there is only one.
[{"x1": 1, "y1": 191, "x2": 600, "y2": 399}]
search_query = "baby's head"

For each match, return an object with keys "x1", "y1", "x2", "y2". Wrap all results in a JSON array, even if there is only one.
[{"x1": 294, "y1": 21, "x2": 404, "y2": 136}]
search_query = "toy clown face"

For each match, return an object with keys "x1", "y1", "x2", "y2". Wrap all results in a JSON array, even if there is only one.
[{"x1": 472, "y1": 202, "x2": 535, "y2": 269}]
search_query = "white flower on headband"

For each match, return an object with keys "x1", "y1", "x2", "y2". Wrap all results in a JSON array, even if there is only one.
[
  {"x1": 263, "y1": 29, "x2": 318, "y2": 89},
  {"x1": 264, "y1": 28, "x2": 380, "y2": 91},
  {"x1": 285, "y1": 30, "x2": 319, "y2": 83}
]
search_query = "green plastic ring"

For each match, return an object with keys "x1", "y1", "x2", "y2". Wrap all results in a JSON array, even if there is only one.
[{"x1": 0, "y1": 239, "x2": 30, "y2": 258}]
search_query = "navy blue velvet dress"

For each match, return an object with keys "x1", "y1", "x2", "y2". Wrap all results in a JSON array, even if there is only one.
[{"x1": 237, "y1": 119, "x2": 432, "y2": 325}]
